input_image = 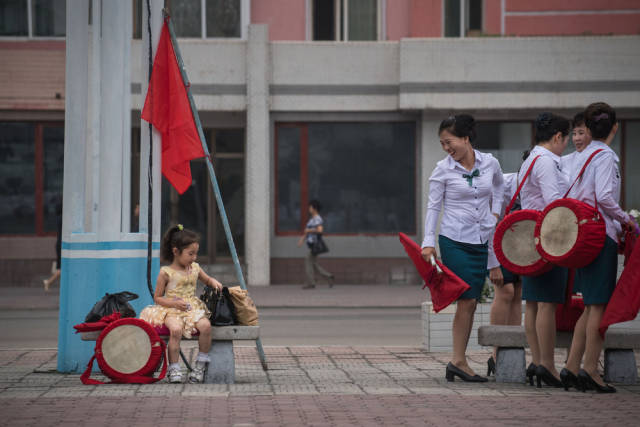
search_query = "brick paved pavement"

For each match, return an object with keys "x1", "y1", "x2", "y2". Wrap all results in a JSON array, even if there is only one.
[{"x1": 1, "y1": 346, "x2": 640, "y2": 426}]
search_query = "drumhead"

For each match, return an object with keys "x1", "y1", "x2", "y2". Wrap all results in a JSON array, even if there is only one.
[
  {"x1": 501, "y1": 219, "x2": 542, "y2": 266},
  {"x1": 101, "y1": 324, "x2": 152, "y2": 375},
  {"x1": 539, "y1": 206, "x2": 578, "y2": 257}
]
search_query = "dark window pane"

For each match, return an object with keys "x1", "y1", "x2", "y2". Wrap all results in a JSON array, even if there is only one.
[
  {"x1": 206, "y1": 0, "x2": 240, "y2": 38},
  {"x1": 170, "y1": 0, "x2": 202, "y2": 37},
  {"x1": 43, "y1": 126, "x2": 64, "y2": 233},
  {"x1": 215, "y1": 158, "x2": 244, "y2": 257},
  {"x1": 0, "y1": 0, "x2": 28, "y2": 36},
  {"x1": 0, "y1": 123, "x2": 35, "y2": 234},
  {"x1": 348, "y1": 0, "x2": 377, "y2": 41},
  {"x1": 468, "y1": 0, "x2": 482, "y2": 32},
  {"x1": 475, "y1": 122, "x2": 531, "y2": 173},
  {"x1": 133, "y1": 0, "x2": 142, "y2": 39},
  {"x1": 625, "y1": 122, "x2": 640, "y2": 210},
  {"x1": 33, "y1": 0, "x2": 66, "y2": 37},
  {"x1": 307, "y1": 122, "x2": 416, "y2": 233},
  {"x1": 444, "y1": 0, "x2": 460, "y2": 37},
  {"x1": 276, "y1": 127, "x2": 301, "y2": 232},
  {"x1": 214, "y1": 129, "x2": 244, "y2": 153},
  {"x1": 161, "y1": 160, "x2": 209, "y2": 255},
  {"x1": 313, "y1": 0, "x2": 335, "y2": 41}
]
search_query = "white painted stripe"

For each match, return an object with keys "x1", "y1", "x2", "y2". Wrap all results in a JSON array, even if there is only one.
[
  {"x1": 62, "y1": 249, "x2": 160, "y2": 259},
  {"x1": 505, "y1": 9, "x2": 640, "y2": 17}
]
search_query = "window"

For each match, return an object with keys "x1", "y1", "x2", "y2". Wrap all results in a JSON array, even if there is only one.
[
  {"x1": 163, "y1": 0, "x2": 242, "y2": 38},
  {"x1": 312, "y1": 0, "x2": 381, "y2": 41},
  {"x1": 0, "y1": 122, "x2": 64, "y2": 235},
  {"x1": 474, "y1": 122, "x2": 532, "y2": 173},
  {"x1": 0, "y1": 0, "x2": 65, "y2": 37},
  {"x1": 624, "y1": 121, "x2": 639, "y2": 210},
  {"x1": 444, "y1": 0, "x2": 482, "y2": 38},
  {"x1": 276, "y1": 122, "x2": 416, "y2": 234}
]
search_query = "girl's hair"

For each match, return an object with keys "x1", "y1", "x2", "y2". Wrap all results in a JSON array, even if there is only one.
[
  {"x1": 161, "y1": 224, "x2": 200, "y2": 262},
  {"x1": 438, "y1": 114, "x2": 477, "y2": 143},
  {"x1": 309, "y1": 199, "x2": 322, "y2": 212},
  {"x1": 534, "y1": 112, "x2": 570, "y2": 143},
  {"x1": 572, "y1": 112, "x2": 586, "y2": 128},
  {"x1": 584, "y1": 102, "x2": 616, "y2": 140}
]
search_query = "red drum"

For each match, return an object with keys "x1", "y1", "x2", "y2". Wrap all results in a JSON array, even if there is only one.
[
  {"x1": 81, "y1": 318, "x2": 167, "y2": 385},
  {"x1": 494, "y1": 155, "x2": 552, "y2": 276},
  {"x1": 535, "y1": 149, "x2": 606, "y2": 269},
  {"x1": 535, "y1": 198, "x2": 605, "y2": 268},
  {"x1": 494, "y1": 209, "x2": 552, "y2": 276}
]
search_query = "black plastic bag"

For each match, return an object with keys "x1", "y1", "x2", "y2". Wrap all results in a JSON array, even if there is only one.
[
  {"x1": 84, "y1": 291, "x2": 139, "y2": 322},
  {"x1": 200, "y1": 287, "x2": 237, "y2": 326}
]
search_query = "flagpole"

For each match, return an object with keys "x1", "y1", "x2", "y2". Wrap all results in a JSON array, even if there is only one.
[{"x1": 162, "y1": 10, "x2": 267, "y2": 371}]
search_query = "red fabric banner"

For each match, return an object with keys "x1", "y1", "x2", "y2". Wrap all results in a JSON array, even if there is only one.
[{"x1": 141, "y1": 21, "x2": 205, "y2": 194}]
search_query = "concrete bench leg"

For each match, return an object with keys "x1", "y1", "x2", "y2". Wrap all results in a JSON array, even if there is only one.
[
  {"x1": 604, "y1": 349, "x2": 638, "y2": 384},
  {"x1": 496, "y1": 347, "x2": 526, "y2": 383},
  {"x1": 205, "y1": 340, "x2": 235, "y2": 384}
]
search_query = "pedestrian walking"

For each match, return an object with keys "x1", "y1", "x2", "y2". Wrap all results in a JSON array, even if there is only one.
[
  {"x1": 421, "y1": 114, "x2": 504, "y2": 382},
  {"x1": 43, "y1": 198, "x2": 62, "y2": 291},
  {"x1": 297, "y1": 200, "x2": 334, "y2": 289}
]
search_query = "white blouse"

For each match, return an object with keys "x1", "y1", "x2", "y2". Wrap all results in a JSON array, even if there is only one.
[
  {"x1": 518, "y1": 145, "x2": 568, "y2": 211},
  {"x1": 568, "y1": 140, "x2": 628, "y2": 242},
  {"x1": 422, "y1": 150, "x2": 504, "y2": 269}
]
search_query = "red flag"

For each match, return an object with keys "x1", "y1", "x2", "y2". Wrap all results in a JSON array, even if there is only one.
[
  {"x1": 599, "y1": 230, "x2": 640, "y2": 338},
  {"x1": 141, "y1": 21, "x2": 205, "y2": 194},
  {"x1": 398, "y1": 233, "x2": 470, "y2": 313}
]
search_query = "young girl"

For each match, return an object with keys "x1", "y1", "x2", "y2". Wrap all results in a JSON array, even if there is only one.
[
  {"x1": 519, "y1": 113, "x2": 570, "y2": 388},
  {"x1": 140, "y1": 224, "x2": 223, "y2": 383},
  {"x1": 561, "y1": 103, "x2": 633, "y2": 393},
  {"x1": 421, "y1": 114, "x2": 504, "y2": 382}
]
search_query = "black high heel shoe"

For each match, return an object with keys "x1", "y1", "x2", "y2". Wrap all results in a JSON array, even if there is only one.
[
  {"x1": 487, "y1": 356, "x2": 496, "y2": 376},
  {"x1": 525, "y1": 363, "x2": 537, "y2": 386},
  {"x1": 577, "y1": 369, "x2": 616, "y2": 393},
  {"x1": 559, "y1": 368, "x2": 579, "y2": 391},
  {"x1": 445, "y1": 362, "x2": 488, "y2": 383},
  {"x1": 535, "y1": 365, "x2": 563, "y2": 388}
]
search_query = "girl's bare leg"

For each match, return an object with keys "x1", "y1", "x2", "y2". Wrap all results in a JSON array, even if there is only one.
[
  {"x1": 195, "y1": 317, "x2": 212, "y2": 354},
  {"x1": 165, "y1": 316, "x2": 184, "y2": 364}
]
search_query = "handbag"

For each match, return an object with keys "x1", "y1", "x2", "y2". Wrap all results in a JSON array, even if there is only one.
[
  {"x1": 85, "y1": 291, "x2": 138, "y2": 322},
  {"x1": 200, "y1": 287, "x2": 237, "y2": 326},
  {"x1": 555, "y1": 269, "x2": 585, "y2": 332},
  {"x1": 311, "y1": 234, "x2": 329, "y2": 256},
  {"x1": 227, "y1": 286, "x2": 259, "y2": 326}
]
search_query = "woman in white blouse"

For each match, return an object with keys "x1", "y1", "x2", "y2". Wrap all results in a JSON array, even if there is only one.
[
  {"x1": 518, "y1": 113, "x2": 570, "y2": 388},
  {"x1": 560, "y1": 103, "x2": 634, "y2": 393},
  {"x1": 421, "y1": 114, "x2": 504, "y2": 382}
]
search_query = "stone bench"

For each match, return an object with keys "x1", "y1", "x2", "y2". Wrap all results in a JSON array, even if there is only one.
[
  {"x1": 81, "y1": 325, "x2": 260, "y2": 384},
  {"x1": 478, "y1": 325, "x2": 640, "y2": 384}
]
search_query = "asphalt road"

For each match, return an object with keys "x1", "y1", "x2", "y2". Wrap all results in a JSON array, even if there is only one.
[{"x1": 0, "y1": 307, "x2": 423, "y2": 349}]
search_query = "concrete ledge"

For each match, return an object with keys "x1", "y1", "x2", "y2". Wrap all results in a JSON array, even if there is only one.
[{"x1": 80, "y1": 325, "x2": 260, "y2": 341}]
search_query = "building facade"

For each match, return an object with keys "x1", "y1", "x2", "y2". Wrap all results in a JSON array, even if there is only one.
[{"x1": 1, "y1": 0, "x2": 640, "y2": 286}]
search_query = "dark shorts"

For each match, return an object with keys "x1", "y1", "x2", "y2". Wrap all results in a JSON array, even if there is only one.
[
  {"x1": 488, "y1": 266, "x2": 520, "y2": 285},
  {"x1": 439, "y1": 235, "x2": 488, "y2": 301},
  {"x1": 522, "y1": 266, "x2": 568, "y2": 303},
  {"x1": 575, "y1": 237, "x2": 618, "y2": 305}
]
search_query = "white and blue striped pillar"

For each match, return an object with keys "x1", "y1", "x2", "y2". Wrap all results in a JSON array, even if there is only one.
[{"x1": 58, "y1": 0, "x2": 163, "y2": 373}]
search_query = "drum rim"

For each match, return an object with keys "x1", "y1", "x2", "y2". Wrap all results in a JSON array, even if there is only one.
[
  {"x1": 494, "y1": 209, "x2": 551, "y2": 276},
  {"x1": 95, "y1": 318, "x2": 162, "y2": 378}
]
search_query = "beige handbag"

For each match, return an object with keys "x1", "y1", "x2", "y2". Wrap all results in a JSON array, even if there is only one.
[{"x1": 227, "y1": 286, "x2": 259, "y2": 326}]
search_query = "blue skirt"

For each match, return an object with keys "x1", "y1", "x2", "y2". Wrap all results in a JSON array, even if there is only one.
[
  {"x1": 575, "y1": 237, "x2": 618, "y2": 305},
  {"x1": 439, "y1": 235, "x2": 488, "y2": 300},
  {"x1": 522, "y1": 266, "x2": 568, "y2": 303}
]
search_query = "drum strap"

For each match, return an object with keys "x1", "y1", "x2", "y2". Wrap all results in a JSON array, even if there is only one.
[
  {"x1": 504, "y1": 155, "x2": 541, "y2": 215},
  {"x1": 563, "y1": 149, "x2": 604, "y2": 199}
]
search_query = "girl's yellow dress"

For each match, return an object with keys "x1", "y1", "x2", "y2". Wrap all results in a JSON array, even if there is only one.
[{"x1": 140, "y1": 262, "x2": 209, "y2": 338}]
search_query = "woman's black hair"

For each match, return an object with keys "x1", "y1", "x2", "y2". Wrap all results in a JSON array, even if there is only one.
[
  {"x1": 438, "y1": 114, "x2": 476, "y2": 143},
  {"x1": 584, "y1": 102, "x2": 616, "y2": 140},
  {"x1": 572, "y1": 112, "x2": 586, "y2": 128},
  {"x1": 309, "y1": 199, "x2": 322, "y2": 213},
  {"x1": 534, "y1": 112, "x2": 570, "y2": 143},
  {"x1": 161, "y1": 224, "x2": 200, "y2": 262}
]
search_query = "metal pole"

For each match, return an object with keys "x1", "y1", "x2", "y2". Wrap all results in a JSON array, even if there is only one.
[{"x1": 163, "y1": 12, "x2": 267, "y2": 370}]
